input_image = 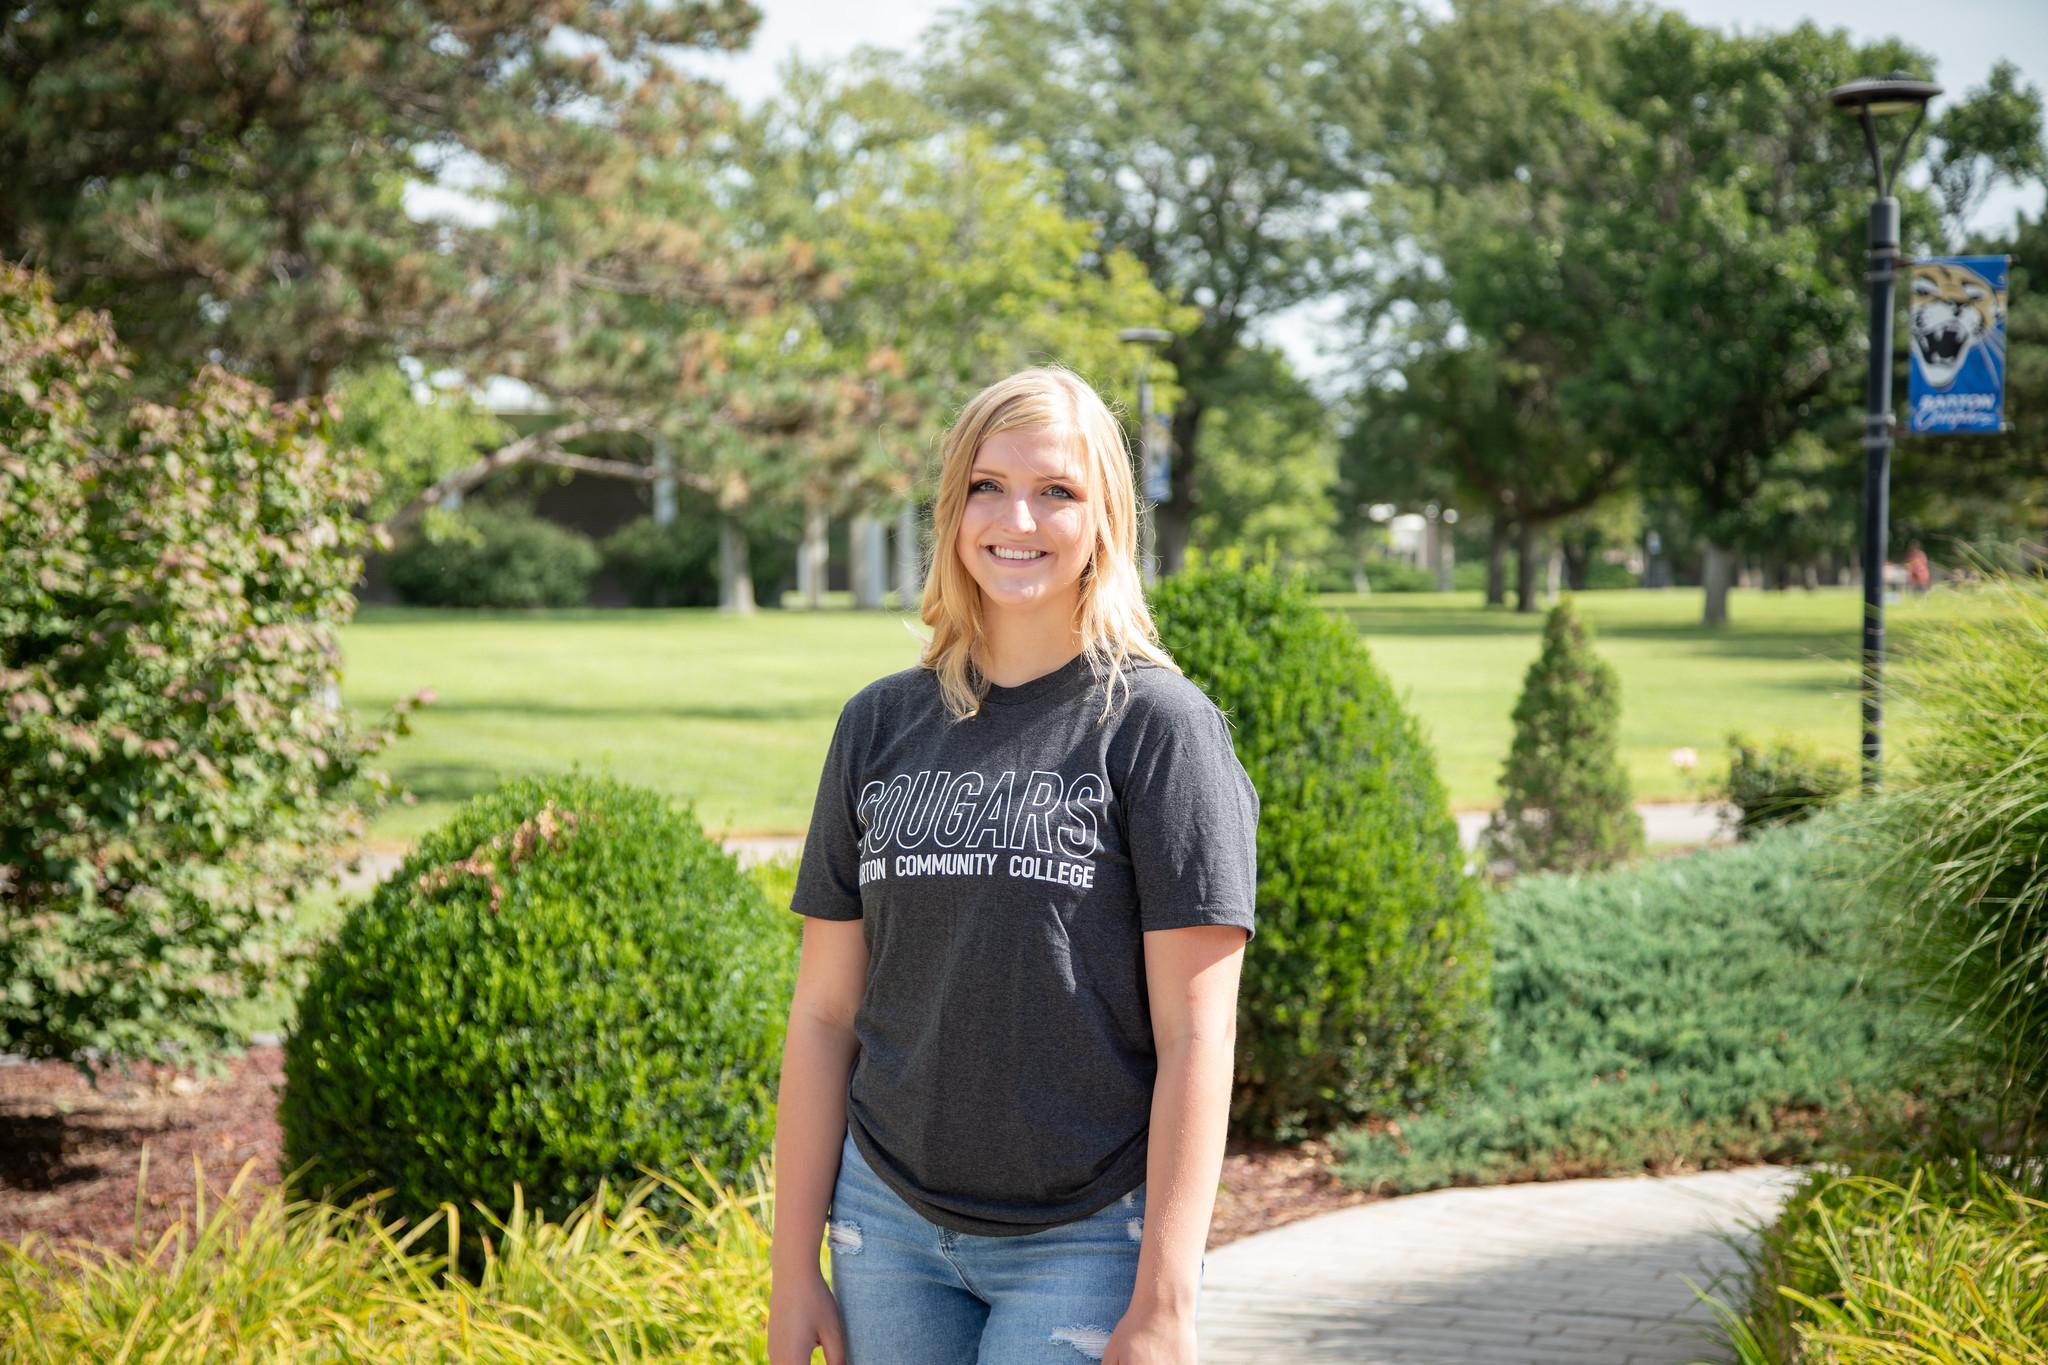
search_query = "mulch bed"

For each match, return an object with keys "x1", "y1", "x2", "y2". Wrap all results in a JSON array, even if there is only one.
[
  {"x1": 0, "y1": 1044, "x2": 1381, "y2": 1259},
  {"x1": 0, "y1": 1047, "x2": 286, "y2": 1259}
]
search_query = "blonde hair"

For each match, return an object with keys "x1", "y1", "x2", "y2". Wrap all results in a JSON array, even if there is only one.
[{"x1": 919, "y1": 365, "x2": 1180, "y2": 721}]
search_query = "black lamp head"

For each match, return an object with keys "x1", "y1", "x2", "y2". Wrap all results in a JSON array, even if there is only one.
[{"x1": 1828, "y1": 75, "x2": 1943, "y2": 116}]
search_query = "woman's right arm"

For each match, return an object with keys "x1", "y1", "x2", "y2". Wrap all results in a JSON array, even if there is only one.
[{"x1": 767, "y1": 915, "x2": 869, "y2": 1365}]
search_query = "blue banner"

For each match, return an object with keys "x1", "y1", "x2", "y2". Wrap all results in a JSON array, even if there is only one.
[
  {"x1": 1143, "y1": 412, "x2": 1173, "y2": 502},
  {"x1": 1908, "y1": 255, "x2": 2008, "y2": 435}
]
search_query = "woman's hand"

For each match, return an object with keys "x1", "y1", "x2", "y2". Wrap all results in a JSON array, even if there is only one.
[
  {"x1": 768, "y1": 1265, "x2": 848, "y2": 1365},
  {"x1": 1103, "y1": 1301, "x2": 1198, "y2": 1365}
]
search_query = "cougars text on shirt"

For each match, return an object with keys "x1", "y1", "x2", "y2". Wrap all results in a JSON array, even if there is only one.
[{"x1": 855, "y1": 768, "x2": 1104, "y2": 890}]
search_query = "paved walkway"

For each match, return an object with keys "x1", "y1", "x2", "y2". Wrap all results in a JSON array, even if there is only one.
[{"x1": 1197, "y1": 1165, "x2": 1805, "y2": 1364}]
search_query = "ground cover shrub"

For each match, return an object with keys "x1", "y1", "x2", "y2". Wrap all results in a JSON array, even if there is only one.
[
  {"x1": 0, "y1": 1153, "x2": 789, "y2": 1363},
  {"x1": 1481, "y1": 597, "x2": 1644, "y2": 875},
  {"x1": 1332, "y1": 814, "x2": 1927, "y2": 1193},
  {"x1": 1703, "y1": 1146, "x2": 2048, "y2": 1364},
  {"x1": 1149, "y1": 558, "x2": 1489, "y2": 1141},
  {"x1": 1720, "y1": 731, "x2": 1852, "y2": 839},
  {"x1": 384, "y1": 503, "x2": 602, "y2": 608},
  {"x1": 0, "y1": 262, "x2": 414, "y2": 1071},
  {"x1": 281, "y1": 771, "x2": 794, "y2": 1258}
]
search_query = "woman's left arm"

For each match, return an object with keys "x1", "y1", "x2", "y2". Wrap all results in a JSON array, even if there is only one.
[{"x1": 1108, "y1": 923, "x2": 1248, "y2": 1365}]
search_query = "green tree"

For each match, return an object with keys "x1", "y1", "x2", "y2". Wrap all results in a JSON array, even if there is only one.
[
  {"x1": 0, "y1": 0, "x2": 763, "y2": 398},
  {"x1": 330, "y1": 366, "x2": 510, "y2": 526},
  {"x1": 1928, "y1": 60, "x2": 2048, "y2": 248},
  {"x1": 1481, "y1": 597, "x2": 1644, "y2": 874},
  {"x1": 1350, "y1": 0, "x2": 1643, "y2": 611},
  {"x1": 379, "y1": 48, "x2": 843, "y2": 613},
  {"x1": 1354, "y1": 2, "x2": 2043, "y2": 625},
  {"x1": 922, "y1": 0, "x2": 1387, "y2": 573},
  {"x1": 1189, "y1": 345, "x2": 1339, "y2": 572},
  {"x1": 731, "y1": 59, "x2": 1191, "y2": 603}
]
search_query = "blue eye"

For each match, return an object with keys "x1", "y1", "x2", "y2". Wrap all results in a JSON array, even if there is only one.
[
  {"x1": 970, "y1": 479, "x2": 1000, "y2": 493},
  {"x1": 1045, "y1": 485, "x2": 1076, "y2": 499}
]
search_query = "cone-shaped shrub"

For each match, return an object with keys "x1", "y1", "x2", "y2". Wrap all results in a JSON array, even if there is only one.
[
  {"x1": 1482, "y1": 596, "x2": 1644, "y2": 874},
  {"x1": 1150, "y1": 558, "x2": 1489, "y2": 1140},
  {"x1": 281, "y1": 771, "x2": 791, "y2": 1253}
]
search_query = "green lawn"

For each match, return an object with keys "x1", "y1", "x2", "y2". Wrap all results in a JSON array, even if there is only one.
[{"x1": 337, "y1": 586, "x2": 1975, "y2": 846}]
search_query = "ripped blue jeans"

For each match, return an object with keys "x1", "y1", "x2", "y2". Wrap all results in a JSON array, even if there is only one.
[{"x1": 826, "y1": 1128, "x2": 1204, "y2": 1363}]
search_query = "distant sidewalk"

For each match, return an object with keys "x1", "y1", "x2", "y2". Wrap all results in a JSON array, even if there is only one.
[
  {"x1": 1455, "y1": 801, "x2": 1734, "y2": 852},
  {"x1": 333, "y1": 803, "x2": 1733, "y2": 897}
]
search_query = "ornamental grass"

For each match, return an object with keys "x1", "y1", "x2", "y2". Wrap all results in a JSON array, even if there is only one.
[{"x1": 0, "y1": 1147, "x2": 785, "y2": 1364}]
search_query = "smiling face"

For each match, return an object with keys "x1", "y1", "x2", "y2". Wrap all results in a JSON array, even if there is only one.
[{"x1": 954, "y1": 425, "x2": 1097, "y2": 621}]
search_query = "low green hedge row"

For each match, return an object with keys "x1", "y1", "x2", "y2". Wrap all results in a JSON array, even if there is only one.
[{"x1": 1333, "y1": 813, "x2": 1930, "y2": 1192}]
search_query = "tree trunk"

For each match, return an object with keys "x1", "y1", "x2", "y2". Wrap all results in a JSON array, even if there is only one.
[
  {"x1": 1157, "y1": 399, "x2": 1205, "y2": 576},
  {"x1": 850, "y1": 513, "x2": 887, "y2": 609},
  {"x1": 894, "y1": 502, "x2": 923, "y2": 609},
  {"x1": 1436, "y1": 523, "x2": 1455, "y2": 593},
  {"x1": 718, "y1": 512, "x2": 755, "y2": 615},
  {"x1": 1701, "y1": 541, "x2": 1735, "y2": 627},
  {"x1": 652, "y1": 435, "x2": 677, "y2": 527},
  {"x1": 799, "y1": 494, "x2": 827, "y2": 609},
  {"x1": 1515, "y1": 520, "x2": 1542, "y2": 613},
  {"x1": 1486, "y1": 517, "x2": 1510, "y2": 607},
  {"x1": 1562, "y1": 537, "x2": 1590, "y2": 591}
]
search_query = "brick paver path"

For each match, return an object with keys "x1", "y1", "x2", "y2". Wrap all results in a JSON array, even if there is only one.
[{"x1": 1197, "y1": 1165, "x2": 1806, "y2": 1364}]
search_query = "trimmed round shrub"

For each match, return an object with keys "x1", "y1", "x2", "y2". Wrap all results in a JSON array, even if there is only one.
[
  {"x1": 280, "y1": 771, "x2": 792, "y2": 1248},
  {"x1": 383, "y1": 504, "x2": 600, "y2": 608},
  {"x1": 1150, "y1": 558, "x2": 1490, "y2": 1140}
]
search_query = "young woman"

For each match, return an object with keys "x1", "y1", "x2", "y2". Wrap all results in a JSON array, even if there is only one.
[{"x1": 766, "y1": 366, "x2": 1258, "y2": 1365}]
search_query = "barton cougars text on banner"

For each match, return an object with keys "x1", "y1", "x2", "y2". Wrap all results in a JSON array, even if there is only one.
[{"x1": 1908, "y1": 254, "x2": 2009, "y2": 435}]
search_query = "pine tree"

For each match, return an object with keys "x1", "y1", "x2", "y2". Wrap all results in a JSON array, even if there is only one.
[
  {"x1": 0, "y1": 0, "x2": 768, "y2": 399},
  {"x1": 1481, "y1": 596, "x2": 1644, "y2": 874}
]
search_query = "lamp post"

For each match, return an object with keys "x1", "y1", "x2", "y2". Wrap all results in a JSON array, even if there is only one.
[
  {"x1": 1827, "y1": 74, "x2": 1940, "y2": 794},
  {"x1": 1119, "y1": 327, "x2": 1174, "y2": 586}
]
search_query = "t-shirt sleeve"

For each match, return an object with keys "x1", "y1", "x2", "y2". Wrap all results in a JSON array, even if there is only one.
[
  {"x1": 1123, "y1": 692, "x2": 1260, "y2": 941},
  {"x1": 791, "y1": 700, "x2": 866, "y2": 922}
]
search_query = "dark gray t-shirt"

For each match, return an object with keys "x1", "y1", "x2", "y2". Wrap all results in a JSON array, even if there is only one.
[{"x1": 791, "y1": 652, "x2": 1259, "y2": 1236}]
